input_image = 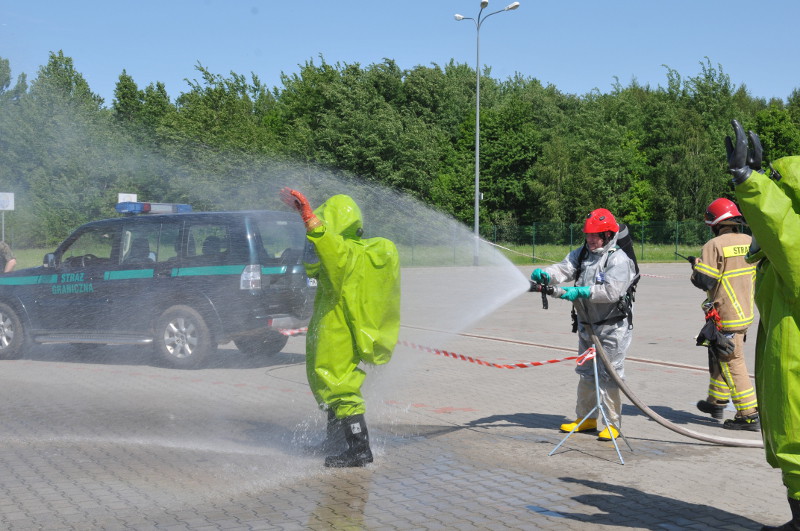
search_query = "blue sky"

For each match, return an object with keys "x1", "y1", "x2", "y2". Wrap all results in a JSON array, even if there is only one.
[{"x1": 2, "y1": 1, "x2": 799, "y2": 107}]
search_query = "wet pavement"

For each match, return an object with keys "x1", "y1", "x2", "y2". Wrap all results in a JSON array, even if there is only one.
[{"x1": 0, "y1": 263, "x2": 783, "y2": 530}]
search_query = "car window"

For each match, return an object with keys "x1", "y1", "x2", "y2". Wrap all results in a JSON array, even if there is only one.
[
  {"x1": 185, "y1": 223, "x2": 230, "y2": 264},
  {"x1": 61, "y1": 226, "x2": 117, "y2": 266},
  {"x1": 256, "y1": 219, "x2": 303, "y2": 261},
  {"x1": 121, "y1": 223, "x2": 158, "y2": 265},
  {"x1": 156, "y1": 221, "x2": 181, "y2": 263}
]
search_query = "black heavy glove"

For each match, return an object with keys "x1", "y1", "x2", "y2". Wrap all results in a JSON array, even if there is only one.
[
  {"x1": 696, "y1": 319, "x2": 735, "y2": 360},
  {"x1": 725, "y1": 119, "x2": 763, "y2": 185},
  {"x1": 711, "y1": 333, "x2": 735, "y2": 360}
]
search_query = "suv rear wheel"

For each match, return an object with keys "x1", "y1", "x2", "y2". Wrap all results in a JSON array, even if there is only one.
[
  {"x1": 233, "y1": 329, "x2": 289, "y2": 356},
  {"x1": 154, "y1": 305, "x2": 216, "y2": 369},
  {"x1": 0, "y1": 302, "x2": 25, "y2": 360}
]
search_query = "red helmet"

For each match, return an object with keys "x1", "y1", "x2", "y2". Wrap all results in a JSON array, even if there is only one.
[
  {"x1": 583, "y1": 208, "x2": 619, "y2": 233},
  {"x1": 704, "y1": 198, "x2": 742, "y2": 226}
]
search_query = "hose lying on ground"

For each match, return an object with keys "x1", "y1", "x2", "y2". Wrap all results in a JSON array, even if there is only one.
[{"x1": 578, "y1": 305, "x2": 763, "y2": 449}]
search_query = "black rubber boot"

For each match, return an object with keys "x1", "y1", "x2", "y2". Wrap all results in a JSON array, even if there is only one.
[
  {"x1": 305, "y1": 410, "x2": 345, "y2": 454},
  {"x1": 324, "y1": 414, "x2": 373, "y2": 468},
  {"x1": 761, "y1": 497, "x2": 800, "y2": 530}
]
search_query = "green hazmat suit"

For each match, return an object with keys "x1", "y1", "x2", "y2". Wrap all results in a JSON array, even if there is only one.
[
  {"x1": 735, "y1": 156, "x2": 800, "y2": 499},
  {"x1": 303, "y1": 195, "x2": 401, "y2": 419}
]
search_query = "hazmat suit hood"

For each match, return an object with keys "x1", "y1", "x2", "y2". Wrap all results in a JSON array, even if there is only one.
[{"x1": 313, "y1": 195, "x2": 363, "y2": 240}]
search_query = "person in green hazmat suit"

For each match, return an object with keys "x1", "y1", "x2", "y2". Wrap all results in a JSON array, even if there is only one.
[
  {"x1": 726, "y1": 119, "x2": 800, "y2": 530},
  {"x1": 280, "y1": 188, "x2": 401, "y2": 468}
]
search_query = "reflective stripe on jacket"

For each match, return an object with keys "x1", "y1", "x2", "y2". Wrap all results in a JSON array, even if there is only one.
[{"x1": 691, "y1": 230, "x2": 756, "y2": 331}]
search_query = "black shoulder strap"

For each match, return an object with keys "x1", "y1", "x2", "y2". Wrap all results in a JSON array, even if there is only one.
[
  {"x1": 573, "y1": 244, "x2": 589, "y2": 286},
  {"x1": 571, "y1": 245, "x2": 638, "y2": 333}
]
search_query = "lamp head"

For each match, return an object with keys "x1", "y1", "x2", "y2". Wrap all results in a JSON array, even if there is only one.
[
  {"x1": 505, "y1": 1, "x2": 520, "y2": 10},
  {"x1": 481, "y1": 0, "x2": 489, "y2": 8},
  {"x1": 454, "y1": 13, "x2": 465, "y2": 20}
]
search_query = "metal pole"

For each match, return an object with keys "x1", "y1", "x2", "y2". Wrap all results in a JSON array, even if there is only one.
[
  {"x1": 675, "y1": 221, "x2": 679, "y2": 257},
  {"x1": 455, "y1": 3, "x2": 520, "y2": 266},
  {"x1": 473, "y1": 19, "x2": 481, "y2": 266},
  {"x1": 641, "y1": 222, "x2": 645, "y2": 261}
]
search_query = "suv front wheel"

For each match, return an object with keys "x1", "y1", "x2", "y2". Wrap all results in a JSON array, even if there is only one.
[
  {"x1": 154, "y1": 305, "x2": 216, "y2": 369},
  {"x1": 0, "y1": 302, "x2": 25, "y2": 360}
]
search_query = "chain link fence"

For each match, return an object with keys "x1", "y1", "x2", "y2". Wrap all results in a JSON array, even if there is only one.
[{"x1": 481, "y1": 221, "x2": 750, "y2": 263}]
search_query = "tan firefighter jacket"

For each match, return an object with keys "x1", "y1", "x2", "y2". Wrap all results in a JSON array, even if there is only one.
[{"x1": 691, "y1": 229, "x2": 756, "y2": 331}]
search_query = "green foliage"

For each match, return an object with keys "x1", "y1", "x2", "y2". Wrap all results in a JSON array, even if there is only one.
[
  {"x1": 754, "y1": 105, "x2": 800, "y2": 160},
  {"x1": 0, "y1": 51, "x2": 798, "y2": 252}
]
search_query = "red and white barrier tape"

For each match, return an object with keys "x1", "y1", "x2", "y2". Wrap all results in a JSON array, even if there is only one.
[
  {"x1": 399, "y1": 339, "x2": 577, "y2": 369},
  {"x1": 575, "y1": 347, "x2": 596, "y2": 366},
  {"x1": 279, "y1": 327, "x2": 308, "y2": 336},
  {"x1": 284, "y1": 329, "x2": 587, "y2": 370}
]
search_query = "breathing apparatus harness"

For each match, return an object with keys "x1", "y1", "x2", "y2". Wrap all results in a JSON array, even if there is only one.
[
  {"x1": 569, "y1": 244, "x2": 638, "y2": 332},
  {"x1": 530, "y1": 247, "x2": 639, "y2": 331},
  {"x1": 529, "y1": 223, "x2": 639, "y2": 331}
]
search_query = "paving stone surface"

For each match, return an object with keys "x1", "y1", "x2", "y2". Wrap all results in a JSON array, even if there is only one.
[{"x1": 0, "y1": 263, "x2": 783, "y2": 529}]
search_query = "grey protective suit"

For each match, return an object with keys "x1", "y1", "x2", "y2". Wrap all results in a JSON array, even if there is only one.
[{"x1": 543, "y1": 232, "x2": 637, "y2": 427}]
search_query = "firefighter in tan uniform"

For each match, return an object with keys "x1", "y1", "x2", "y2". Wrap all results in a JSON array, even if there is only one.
[{"x1": 690, "y1": 198, "x2": 758, "y2": 431}]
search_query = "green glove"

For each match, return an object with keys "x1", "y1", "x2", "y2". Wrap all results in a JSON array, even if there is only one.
[
  {"x1": 559, "y1": 286, "x2": 591, "y2": 301},
  {"x1": 530, "y1": 268, "x2": 551, "y2": 285}
]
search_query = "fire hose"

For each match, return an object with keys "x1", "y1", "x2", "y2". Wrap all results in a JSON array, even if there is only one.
[{"x1": 531, "y1": 282, "x2": 763, "y2": 449}]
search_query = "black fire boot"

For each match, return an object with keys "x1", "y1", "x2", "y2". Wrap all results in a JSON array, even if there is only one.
[
  {"x1": 696, "y1": 399, "x2": 728, "y2": 420},
  {"x1": 723, "y1": 412, "x2": 760, "y2": 432},
  {"x1": 305, "y1": 410, "x2": 345, "y2": 454},
  {"x1": 324, "y1": 414, "x2": 373, "y2": 468},
  {"x1": 761, "y1": 497, "x2": 800, "y2": 530}
]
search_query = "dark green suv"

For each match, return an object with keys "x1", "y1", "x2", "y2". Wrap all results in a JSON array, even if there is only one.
[{"x1": 0, "y1": 204, "x2": 316, "y2": 368}]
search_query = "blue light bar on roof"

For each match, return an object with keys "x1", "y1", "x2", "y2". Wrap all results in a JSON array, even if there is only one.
[{"x1": 115, "y1": 202, "x2": 193, "y2": 215}]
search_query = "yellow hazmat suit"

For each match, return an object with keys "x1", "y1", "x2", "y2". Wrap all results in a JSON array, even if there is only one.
[
  {"x1": 303, "y1": 195, "x2": 401, "y2": 419},
  {"x1": 736, "y1": 156, "x2": 800, "y2": 498}
]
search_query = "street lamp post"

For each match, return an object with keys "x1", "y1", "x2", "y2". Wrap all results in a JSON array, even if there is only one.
[{"x1": 455, "y1": 1, "x2": 519, "y2": 266}]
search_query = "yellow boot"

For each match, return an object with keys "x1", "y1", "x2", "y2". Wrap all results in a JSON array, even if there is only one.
[
  {"x1": 597, "y1": 425, "x2": 620, "y2": 441},
  {"x1": 559, "y1": 418, "x2": 597, "y2": 433}
]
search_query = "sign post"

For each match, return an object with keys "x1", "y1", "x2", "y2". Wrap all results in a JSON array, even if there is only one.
[{"x1": 0, "y1": 193, "x2": 14, "y2": 242}]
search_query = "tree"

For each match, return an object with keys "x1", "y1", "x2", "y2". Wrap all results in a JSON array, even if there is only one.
[
  {"x1": 28, "y1": 51, "x2": 104, "y2": 111},
  {"x1": 2, "y1": 50, "x2": 795, "y2": 249},
  {"x1": 112, "y1": 70, "x2": 143, "y2": 123},
  {"x1": 0, "y1": 57, "x2": 28, "y2": 104},
  {"x1": 788, "y1": 89, "x2": 800, "y2": 129},
  {"x1": 754, "y1": 105, "x2": 800, "y2": 160}
]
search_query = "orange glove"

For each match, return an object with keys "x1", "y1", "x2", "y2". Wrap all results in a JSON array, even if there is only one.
[{"x1": 279, "y1": 188, "x2": 322, "y2": 230}]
